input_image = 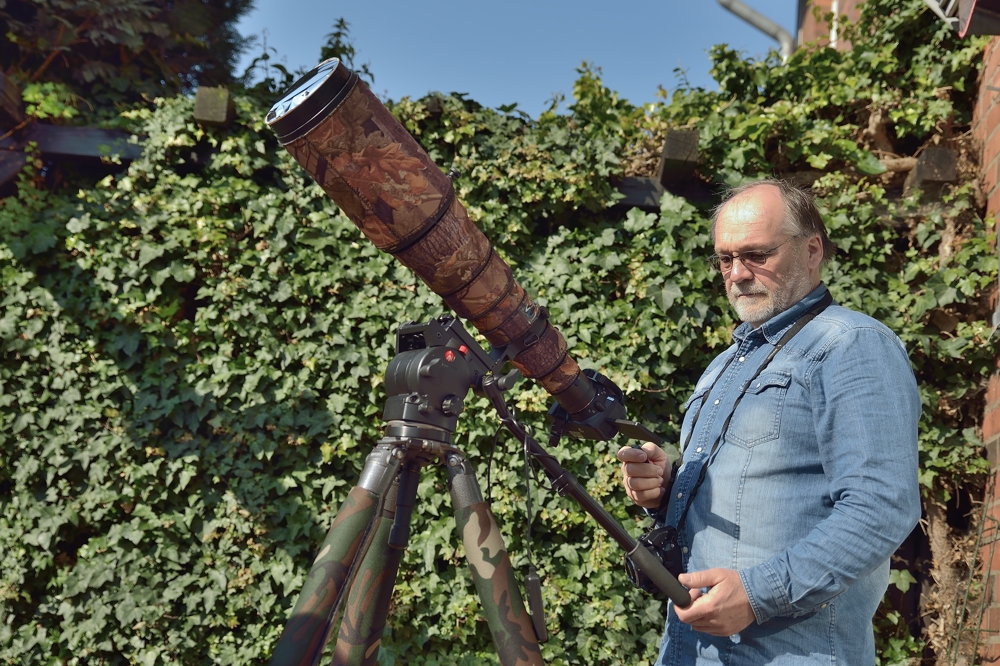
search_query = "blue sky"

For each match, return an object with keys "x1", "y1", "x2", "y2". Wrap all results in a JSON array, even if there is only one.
[{"x1": 236, "y1": 1, "x2": 799, "y2": 118}]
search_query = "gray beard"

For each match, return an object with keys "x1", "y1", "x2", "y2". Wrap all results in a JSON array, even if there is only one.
[{"x1": 728, "y1": 260, "x2": 811, "y2": 326}]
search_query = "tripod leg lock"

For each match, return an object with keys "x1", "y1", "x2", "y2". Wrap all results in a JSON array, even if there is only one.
[{"x1": 358, "y1": 443, "x2": 405, "y2": 495}]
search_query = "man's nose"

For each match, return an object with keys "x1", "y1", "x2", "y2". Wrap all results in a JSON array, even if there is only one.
[{"x1": 729, "y1": 258, "x2": 754, "y2": 282}]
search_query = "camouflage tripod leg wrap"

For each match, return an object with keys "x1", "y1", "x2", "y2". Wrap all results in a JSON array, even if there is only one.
[
  {"x1": 270, "y1": 444, "x2": 403, "y2": 666},
  {"x1": 446, "y1": 453, "x2": 543, "y2": 666},
  {"x1": 332, "y1": 473, "x2": 405, "y2": 666}
]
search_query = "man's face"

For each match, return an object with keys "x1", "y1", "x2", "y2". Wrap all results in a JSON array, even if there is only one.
[{"x1": 713, "y1": 186, "x2": 818, "y2": 327}]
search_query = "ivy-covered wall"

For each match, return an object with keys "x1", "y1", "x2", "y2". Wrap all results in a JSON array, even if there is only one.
[{"x1": 1, "y1": 2, "x2": 997, "y2": 665}]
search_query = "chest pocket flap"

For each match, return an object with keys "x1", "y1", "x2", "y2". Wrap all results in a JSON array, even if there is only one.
[
  {"x1": 745, "y1": 370, "x2": 791, "y2": 395},
  {"x1": 683, "y1": 387, "x2": 710, "y2": 411},
  {"x1": 729, "y1": 370, "x2": 792, "y2": 447}
]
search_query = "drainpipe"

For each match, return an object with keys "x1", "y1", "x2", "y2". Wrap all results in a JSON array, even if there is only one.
[
  {"x1": 830, "y1": 0, "x2": 839, "y2": 48},
  {"x1": 717, "y1": 0, "x2": 797, "y2": 61}
]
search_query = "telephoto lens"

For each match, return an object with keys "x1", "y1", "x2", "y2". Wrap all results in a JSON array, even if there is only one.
[{"x1": 266, "y1": 59, "x2": 597, "y2": 415}]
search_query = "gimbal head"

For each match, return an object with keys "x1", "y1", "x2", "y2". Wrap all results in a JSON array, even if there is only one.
[{"x1": 385, "y1": 314, "x2": 660, "y2": 448}]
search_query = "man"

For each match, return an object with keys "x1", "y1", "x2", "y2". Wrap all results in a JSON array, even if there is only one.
[{"x1": 618, "y1": 180, "x2": 920, "y2": 665}]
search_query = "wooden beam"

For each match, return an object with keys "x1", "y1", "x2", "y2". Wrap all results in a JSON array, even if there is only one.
[
  {"x1": 614, "y1": 177, "x2": 664, "y2": 211},
  {"x1": 23, "y1": 125, "x2": 143, "y2": 160},
  {"x1": 0, "y1": 150, "x2": 27, "y2": 187}
]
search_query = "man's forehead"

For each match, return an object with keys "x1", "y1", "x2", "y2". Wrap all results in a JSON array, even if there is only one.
[{"x1": 714, "y1": 187, "x2": 786, "y2": 248}]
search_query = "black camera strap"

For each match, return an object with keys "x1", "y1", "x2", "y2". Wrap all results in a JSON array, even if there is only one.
[{"x1": 672, "y1": 290, "x2": 833, "y2": 538}]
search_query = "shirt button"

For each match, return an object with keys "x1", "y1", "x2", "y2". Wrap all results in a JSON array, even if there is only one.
[
  {"x1": 677, "y1": 492, "x2": 683, "y2": 499},
  {"x1": 682, "y1": 547, "x2": 689, "y2": 554},
  {"x1": 820, "y1": 603, "x2": 827, "y2": 609},
  {"x1": 713, "y1": 399, "x2": 720, "y2": 405},
  {"x1": 696, "y1": 447, "x2": 703, "y2": 453},
  {"x1": 756, "y1": 382, "x2": 761, "y2": 388},
  {"x1": 738, "y1": 356, "x2": 745, "y2": 362}
]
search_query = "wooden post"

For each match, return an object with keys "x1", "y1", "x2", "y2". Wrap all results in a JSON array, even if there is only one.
[
  {"x1": 656, "y1": 128, "x2": 699, "y2": 186},
  {"x1": 194, "y1": 87, "x2": 236, "y2": 127},
  {"x1": 0, "y1": 72, "x2": 25, "y2": 129}
]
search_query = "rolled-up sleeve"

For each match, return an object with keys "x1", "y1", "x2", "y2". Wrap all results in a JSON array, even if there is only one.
[{"x1": 739, "y1": 325, "x2": 921, "y2": 622}]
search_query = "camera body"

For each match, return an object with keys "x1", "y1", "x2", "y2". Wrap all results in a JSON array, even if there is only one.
[{"x1": 625, "y1": 525, "x2": 684, "y2": 595}]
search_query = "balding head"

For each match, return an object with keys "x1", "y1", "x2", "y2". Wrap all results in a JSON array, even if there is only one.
[{"x1": 713, "y1": 179, "x2": 836, "y2": 264}]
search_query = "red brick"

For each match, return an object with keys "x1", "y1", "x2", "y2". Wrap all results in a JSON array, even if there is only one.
[
  {"x1": 984, "y1": 404, "x2": 1000, "y2": 439},
  {"x1": 986, "y1": 39, "x2": 1000, "y2": 80},
  {"x1": 985, "y1": 607, "x2": 1000, "y2": 636},
  {"x1": 976, "y1": 114, "x2": 1000, "y2": 157},
  {"x1": 988, "y1": 373, "x2": 1000, "y2": 406},
  {"x1": 981, "y1": 642, "x2": 1000, "y2": 663},
  {"x1": 984, "y1": 571, "x2": 998, "y2": 606},
  {"x1": 985, "y1": 542, "x2": 1000, "y2": 576},
  {"x1": 985, "y1": 103, "x2": 1000, "y2": 146},
  {"x1": 985, "y1": 36, "x2": 999, "y2": 62},
  {"x1": 975, "y1": 115, "x2": 988, "y2": 145},
  {"x1": 988, "y1": 127, "x2": 1000, "y2": 160},
  {"x1": 982, "y1": 155, "x2": 999, "y2": 196},
  {"x1": 988, "y1": 38, "x2": 1000, "y2": 79},
  {"x1": 986, "y1": 496, "x2": 1000, "y2": 523},
  {"x1": 979, "y1": 116, "x2": 1000, "y2": 179},
  {"x1": 987, "y1": 187, "x2": 1000, "y2": 218},
  {"x1": 980, "y1": 117, "x2": 1000, "y2": 158},
  {"x1": 974, "y1": 112, "x2": 989, "y2": 145}
]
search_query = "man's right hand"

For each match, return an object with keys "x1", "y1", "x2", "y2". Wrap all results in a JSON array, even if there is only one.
[{"x1": 616, "y1": 442, "x2": 671, "y2": 509}]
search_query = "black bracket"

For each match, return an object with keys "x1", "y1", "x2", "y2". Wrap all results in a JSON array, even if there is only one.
[{"x1": 486, "y1": 305, "x2": 550, "y2": 374}]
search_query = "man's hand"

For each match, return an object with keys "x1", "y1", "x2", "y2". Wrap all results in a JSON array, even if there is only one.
[
  {"x1": 675, "y1": 568, "x2": 757, "y2": 637},
  {"x1": 616, "y1": 442, "x2": 671, "y2": 508}
]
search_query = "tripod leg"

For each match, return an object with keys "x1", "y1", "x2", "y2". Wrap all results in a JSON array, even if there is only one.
[
  {"x1": 270, "y1": 444, "x2": 402, "y2": 666},
  {"x1": 333, "y1": 463, "x2": 418, "y2": 666},
  {"x1": 446, "y1": 453, "x2": 544, "y2": 666}
]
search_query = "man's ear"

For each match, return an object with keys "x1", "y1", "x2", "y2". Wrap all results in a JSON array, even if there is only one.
[{"x1": 806, "y1": 235, "x2": 824, "y2": 270}]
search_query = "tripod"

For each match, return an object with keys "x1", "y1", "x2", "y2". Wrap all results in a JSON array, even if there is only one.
[{"x1": 269, "y1": 316, "x2": 689, "y2": 666}]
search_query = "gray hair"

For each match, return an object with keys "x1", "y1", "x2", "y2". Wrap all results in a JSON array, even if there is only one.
[{"x1": 711, "y1": 179, "x2": 836, "y2": 264}]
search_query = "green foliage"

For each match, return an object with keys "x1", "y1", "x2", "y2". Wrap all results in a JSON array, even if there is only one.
[
  {"x1": 0, "y1": 0, "x2": 995, "y2": 664},
  {"x1": 21, "y1": 82, "x2": 81, "y2": 120},
  {"x1": 319, "y1": 18, "x2": 374, "y2": 85},
  {"x1": 656, "y1": 0, "x2": 985, "y2": 185},
  {"x1": 0, "y1": 0, "x2": 254, "y2": 110}
]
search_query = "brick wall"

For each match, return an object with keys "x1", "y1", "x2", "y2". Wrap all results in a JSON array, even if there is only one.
[
  {"x1": 974, "y1": 38, "x2": 1000, "y2": 215},
  {"x1": 975, "y1": 34, "x2": 1000, "y2": 662}
]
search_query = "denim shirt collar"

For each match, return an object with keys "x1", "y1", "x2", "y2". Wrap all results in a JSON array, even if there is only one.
[{"x1": 732, "y1": 283, "x2": 830, "y2": 345}]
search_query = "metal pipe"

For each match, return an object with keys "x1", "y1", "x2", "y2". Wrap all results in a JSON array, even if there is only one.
[
  {"x1": 922, "y1": 0, "x2": 960, "y2": 30},
  {"x1": 717, "y1": 0, "x2": 797, "y2": 61}
]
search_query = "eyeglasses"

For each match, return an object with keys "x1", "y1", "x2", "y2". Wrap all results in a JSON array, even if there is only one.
[{"x1": 708, "y1": 236, "x2": 801, "y2": 273}]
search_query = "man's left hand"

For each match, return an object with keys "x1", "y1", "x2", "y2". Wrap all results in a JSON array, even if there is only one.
[{"x1": 675, "y1": 568, "x2": 757, "y2": 637}]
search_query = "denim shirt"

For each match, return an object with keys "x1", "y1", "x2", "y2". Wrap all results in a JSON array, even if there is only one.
[{"x1": 655, "y1": 284, "x2": 921, "y2": 666}]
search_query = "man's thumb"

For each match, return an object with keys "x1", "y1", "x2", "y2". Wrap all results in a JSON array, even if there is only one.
[
  {"x1": 678, "y1": 570, "x2": 712, "y2": 588},
  {"x1": 642, "y1": 442, "x2": 666, "y2": 461}
]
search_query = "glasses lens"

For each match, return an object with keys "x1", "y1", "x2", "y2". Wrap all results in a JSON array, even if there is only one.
[{"x1": 741, "y1": 251, "x2": 768, "y2": 267}]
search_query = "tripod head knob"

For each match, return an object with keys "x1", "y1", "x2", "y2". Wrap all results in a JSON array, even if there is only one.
[{"x1": 441, "y1": 395, "x2": 465, "y2": 417}]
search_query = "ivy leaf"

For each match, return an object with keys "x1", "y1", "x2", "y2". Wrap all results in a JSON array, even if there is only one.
[
  {"x1": 888, "y1": 568, "x2": 917, "y2": 593},
  {"x1": 854, "y1": 150, "x2": 888, "y2": 175},
  {"x1": 650, "y1": 283, "x2": 683, "y2": 313},
  {"x1": 169, "y1": 261, "x2": 196, "y2": 283},
  {"x1": 806, "y1": 153, "x2": 832, "y2": 169}
]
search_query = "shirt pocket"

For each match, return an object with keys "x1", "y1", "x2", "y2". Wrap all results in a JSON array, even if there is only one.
[{"x1": 727, "y1": 370, "x2": 791, "y2": 448}]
